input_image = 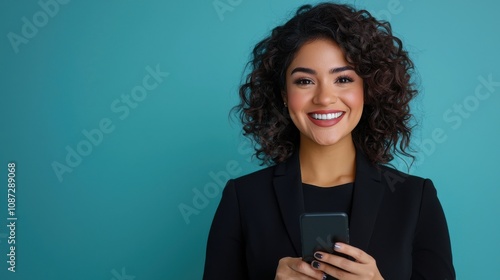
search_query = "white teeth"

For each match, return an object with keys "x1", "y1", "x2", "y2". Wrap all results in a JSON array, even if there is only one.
[{"x1": 311, "y1": 112, "x2": 343, "y2": 120}]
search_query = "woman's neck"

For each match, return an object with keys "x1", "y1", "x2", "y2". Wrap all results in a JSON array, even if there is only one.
[{"x1": 299, "y1": 135, "x2": 356, "y2": 187}]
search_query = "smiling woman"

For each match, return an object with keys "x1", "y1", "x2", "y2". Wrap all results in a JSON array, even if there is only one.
[{"x1": 203, "y1": 2, "x2": 455, "y2": 279}]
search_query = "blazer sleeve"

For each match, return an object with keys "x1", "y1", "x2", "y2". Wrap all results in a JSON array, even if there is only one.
[
  {"x1": 411, "y1": 179, "x2": 456, "y2": 280},
  {"x1": 203, "y1": 179, "x2": 249, "y2": 280}
]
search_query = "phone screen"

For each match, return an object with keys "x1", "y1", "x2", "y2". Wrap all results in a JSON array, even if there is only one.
[{"x1": 300, "y1": 212, "x2": 349, "y2": 264}]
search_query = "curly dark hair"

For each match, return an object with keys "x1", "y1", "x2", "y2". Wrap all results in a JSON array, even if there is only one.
[{"x1": 235, "y1": 2, "x2": 417, "y2": 166}]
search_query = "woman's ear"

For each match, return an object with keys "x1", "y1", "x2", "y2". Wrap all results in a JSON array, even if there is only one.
[
  {"x1": 281, "y1": 91, "x2": 287, "y2": 106},
  {"x1": 280, "y1": 91, "x2": 289, "y2": 117}
]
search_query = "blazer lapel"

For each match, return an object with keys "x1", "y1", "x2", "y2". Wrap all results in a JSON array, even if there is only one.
[
  {"x1": 273, "y1": 151, "x2": 304, "y2": 256},
  {"x1": 349, "y1": 150, "x2": 385, "y2": 252},
  {"x1": 272, "y1": 149, "x2": 386, "y2": 256}
]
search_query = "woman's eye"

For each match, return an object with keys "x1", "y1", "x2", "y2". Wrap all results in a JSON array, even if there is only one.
[
  {"x1": 336, "y1": 76, "x2": 353, "y2": 84},
  {"x1": 294, "y1": 79, "x2": 314, "y2": 85}
]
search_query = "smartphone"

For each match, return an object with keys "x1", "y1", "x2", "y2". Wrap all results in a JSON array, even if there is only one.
[{"x1": 300, "y1": 212, "x2": 350, "y2": 263}]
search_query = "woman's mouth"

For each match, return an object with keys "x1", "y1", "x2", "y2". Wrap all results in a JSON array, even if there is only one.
[
  {"x1": 310, "y1": 112, "x2": 343, "y2": 120},
  {"x1": 307, "y1": 111, "x2": 345, "y2": 127}
]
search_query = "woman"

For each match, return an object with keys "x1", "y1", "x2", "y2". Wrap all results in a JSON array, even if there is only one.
[{"x1": 203, "y1": 3, "x2": 455, "y2": 279}]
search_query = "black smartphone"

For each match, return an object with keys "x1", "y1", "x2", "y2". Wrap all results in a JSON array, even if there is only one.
[{"x1": 300, "y1": 212, "x2": 350, "y2": 264}]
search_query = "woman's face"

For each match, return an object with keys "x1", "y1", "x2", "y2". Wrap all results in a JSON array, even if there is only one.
[{"x1": 285, "y1": 38, "x2": 364, "y2": 148}]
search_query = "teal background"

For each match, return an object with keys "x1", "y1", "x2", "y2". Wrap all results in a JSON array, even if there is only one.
[{"x1": 0, "y1": 0, "x2": 498, "y2": 279}]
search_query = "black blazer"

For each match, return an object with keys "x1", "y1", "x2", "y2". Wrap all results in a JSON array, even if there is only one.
[{"x1": 203, "y1": 151, "x2": 455, "y2": 279}]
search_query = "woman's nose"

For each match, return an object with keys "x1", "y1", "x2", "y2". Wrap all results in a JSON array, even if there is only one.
[{"x1": 312, "y1": 83, "x2": 338, "y2": 105}]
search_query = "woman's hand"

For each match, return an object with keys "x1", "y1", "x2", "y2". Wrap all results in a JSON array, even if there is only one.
[
  {"x1": 275, "y1": 257, "x2": 327, "y2": 280},
  {"x1": 310, "y1": 243, "x2": 384, "y2": 280}
]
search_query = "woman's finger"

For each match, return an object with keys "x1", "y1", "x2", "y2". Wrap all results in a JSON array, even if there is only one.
[
  {"x1": 310, "y1": 244, "x2": 383, "y2": 279},
  {"x1": 312, "y1": 251, "x2": 361, "y2": 277},
  {"x1": 290, "y1": 258, "x2": 328, "y2": 280},
  {"x1": 333, "y1": 242, "x2": 373, "y2": 264},
  {"x1": 276, "y1": 257, "x2": 328, "y2": 280}
]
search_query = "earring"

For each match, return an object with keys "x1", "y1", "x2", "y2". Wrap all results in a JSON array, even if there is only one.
[{"x1": 282, "y1": 102, "x2": 289, "y2": 117}]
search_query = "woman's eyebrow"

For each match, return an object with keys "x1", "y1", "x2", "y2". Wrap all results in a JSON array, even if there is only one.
[
  {"x1": 290, "y1": 66, "x2": 354, "y2": 75},
  {"x1": 330, "y1": 65, "x2": 353, "y2": 73},
  {"x1": 290, "y1": 67, "x2": 316, "y2": 75}
]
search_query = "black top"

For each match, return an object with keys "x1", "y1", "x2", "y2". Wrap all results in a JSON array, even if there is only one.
[
  {"x1": 302, "y1": 182, "x2": 354, "y2": 215},
  {"x1": 302, "y1": 182, "x2": 354, "y2": 280}
]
